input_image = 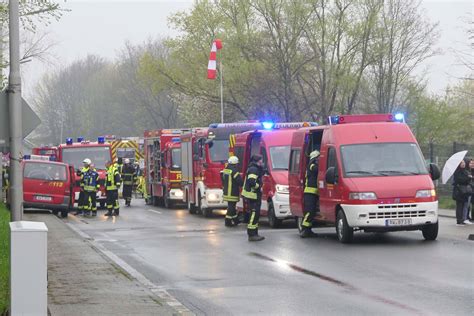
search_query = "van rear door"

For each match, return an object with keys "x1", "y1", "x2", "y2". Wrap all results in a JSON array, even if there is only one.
[{"x1": 288, "y1": 130, "x2": 308, "y2": 218}]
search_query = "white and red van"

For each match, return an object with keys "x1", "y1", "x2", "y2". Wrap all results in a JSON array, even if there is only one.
[
  {"x1": 288, "y1": 114, "x2": 441, "y2": 243},
  {"x1": 20, "y1": 156, "x2": 74, "y2": 217}
]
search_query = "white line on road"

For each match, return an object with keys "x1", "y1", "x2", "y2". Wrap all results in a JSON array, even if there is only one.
[{"x1": 147, "y1": 209, "x2": 162, "y2": 214}]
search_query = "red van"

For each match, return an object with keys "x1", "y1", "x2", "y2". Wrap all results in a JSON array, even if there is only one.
[
  {"x1": 289, "y1": 114, "x2": 441, "y2": 243},
  {"x1": 22, "y1": 158, "x2": 73, "y2": 218}
]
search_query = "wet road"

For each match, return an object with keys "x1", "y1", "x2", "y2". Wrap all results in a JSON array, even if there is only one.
[{"x1": 66, "y1": 202, "x2": 474, "y2": 315}]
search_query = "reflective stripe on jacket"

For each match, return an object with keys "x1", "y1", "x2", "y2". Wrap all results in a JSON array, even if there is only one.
[
  {"x1": 222, "y1": 165, "x2": 243, "y2": 202},
  {"x1": 304, "y1": 158, "x2": 319, "y2": 195},
  {"x1": 106, "y1": 165, "x2": 121, "y2": 191},
  {"x1": 242, "y1": 163, "x2": 262, "y2": 200},
  {"x1": 83, "y1": 168, "x2": 99, "y2": 192}
]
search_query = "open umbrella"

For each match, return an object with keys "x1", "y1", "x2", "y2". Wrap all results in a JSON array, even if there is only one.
[{"x1": 442, "y1": 150, "x2": 468, "y2": 184}]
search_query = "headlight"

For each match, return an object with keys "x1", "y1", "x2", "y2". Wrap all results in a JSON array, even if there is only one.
[
  {"x1": 416, "y1": 189, "x2": 436, "y2": 198},
  {"x1": 276, "y1": 184, "x2": 289, "y2": 194},
  {"x1": 349, "y1": 192, "x2": 377, "y2": 200},
  {"x1": 207, "y1": 193, "x2": 219, "y2": 201},
  {"x1": 174, "y1": 190, "x2": 183, "y2": 198}
]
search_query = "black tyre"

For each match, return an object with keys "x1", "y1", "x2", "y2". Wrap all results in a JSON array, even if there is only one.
[
  {"x1": 197, "y1": 191, "x2": 203, "y2": 215},
  {"x1": 268, "y1": 201, "x2": 282, "y2": 228},
  {"x1": 52, "y1": 210, "x2": 59, "y2": 216},
  {"x1": 202, "y1": 206, "x2": 213, "y2": 217},
  {"x1": 422, "y1": 222, "x2": 438, "y2": 241},
  {"x1": 188, "y1": 191, "x2": 197, "y2": 214},
  {"x1": 61, "y1": 210, "x2": 68, "y2": 218},
  {"x1": 336, "y1": 209, "x2": 353, "y2": 243}
]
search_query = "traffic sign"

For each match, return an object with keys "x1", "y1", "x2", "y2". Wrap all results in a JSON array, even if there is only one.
[{"x1": 0, "y1": 91, "x2": 41, "y2": 146}]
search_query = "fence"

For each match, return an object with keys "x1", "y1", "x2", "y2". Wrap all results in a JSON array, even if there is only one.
[{"x1": 419, "y1": 142, "x2": 474, "y2": 198}]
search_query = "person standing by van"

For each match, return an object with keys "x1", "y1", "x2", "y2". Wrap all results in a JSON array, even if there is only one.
[
  {"x1": 452, "y1": 159, "x2": 473, "y2": 226},
  {"x1": 74, "y1": 158, "x2": 91, "y2": 216},
  {"x1": 242, "y1": 155, "x2": 265, "y2": 241},
  {"x1": 105, "y1": 160, "x2": 121, "y2": 217},
  {"x1": 300, "y1": 150, "x2": 320, "y2": 238},
  {"x1": 83, "y1": 162, "x2": 100, "y2": 216},
  {"x1": 122, "y1": 158, "x2": 135, "y2": 206},
  {"x1": 222, "y1": 156, "x2": 243, "y2": 227}
]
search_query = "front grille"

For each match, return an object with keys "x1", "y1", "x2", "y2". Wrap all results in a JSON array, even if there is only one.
[
  {"x1": 378, "y1": 204, "x2": 417, "y2": 209},
  {"x1": 369, "y1": 210, "x2": 427, "y2": 219}
]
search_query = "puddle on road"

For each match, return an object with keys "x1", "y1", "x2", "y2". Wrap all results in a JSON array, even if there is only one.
[{"x1": 249, "y1": 252, "x2": 422, "y2": 315}]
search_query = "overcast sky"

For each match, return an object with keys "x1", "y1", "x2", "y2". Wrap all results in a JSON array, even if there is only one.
[{"x1": 22, "y1": 0, "x2": 473, "y2": 98}]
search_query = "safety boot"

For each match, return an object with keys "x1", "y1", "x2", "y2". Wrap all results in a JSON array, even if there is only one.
[
  {"x1": 105, "y1": 210, "x2": 113, "y2": 217},
  {"x1": 113, "y1": 210, "x2": 120, "y2": 216},
  {"x1": 248, "y1": 235, "x2": 265, "y2": 242},
  {"x1": 225, "y1": 219, "x2": 234, "y2": 227},
  {"x1": 300, "y1": 228, "x2": 317, "y2": 238}
]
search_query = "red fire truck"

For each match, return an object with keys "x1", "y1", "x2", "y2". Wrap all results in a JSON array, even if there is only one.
[
  {"x1": 180, "y1": 122, "x2": 274, "y2": 217},
  {"x1": 144, "y1": 129, "x2": 184, "y2": 208},
  {"x1": 32, "y1": 146, "x2": 58, "y2": 160},
  {"x1": 57, "y1": 137, "x2": 112, "y2": 208},
  {"x1": 288, "y1": 114, "x2": 441, "y2": 243},
  {"x1": 233, "y1": 122, "x2": 316, "y2": 227}
]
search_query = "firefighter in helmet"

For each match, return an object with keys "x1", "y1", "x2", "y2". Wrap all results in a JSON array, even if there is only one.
[
  {"x1": 242, "y1": 155, "x2": 265, "y2": 241},
  {"x1": 74, "y1": 158, "x2": 91, "y2": 216},
  {"x1": 83, "y1": 161, "x2": 100, "y2": 216},
  {"x1": 300, "y1": 150, "x2": 320, "y2": 238},
  {"x1": 222, "y1": 156, "x2": 243, "y2": 227},
  {"x1": 105, "y1": 160, "x2": 121, "y2": 216},
  {"x1": 122, "y1": 158, "x2": 135, "y2": 206}
]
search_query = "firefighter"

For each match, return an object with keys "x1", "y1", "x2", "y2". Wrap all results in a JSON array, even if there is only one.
[
  {"x1": 74, "y1": 158, "x2": 91, "y2": 216},
  {"x1": 116, "y1": 157, "x2": 124, "y2": 175},
  {"x1": 83, "y1": 162, "x2": 100, "y2": 216},
  {"x1": 242, "y1": 155, "x2": 265, "y2": 241},
  {"x1": 300, "y1": 150, "x2": 320, "y2": 238},
  {"x1": 122, "y1": 158, "x2": 135, "y2": 206},
  {"x1": 222, "y1": 156, "x2": 243, "y2": 227},
  {"x1": 105, "y1": 160, "x2": 121, "y2": 217}
]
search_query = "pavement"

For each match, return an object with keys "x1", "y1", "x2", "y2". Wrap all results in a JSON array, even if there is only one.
[
  {"x1": 24, "y1": 213, "x2": 188, "y2": 316},
  {"x1": 24, "y1": 203, "x2": 474, "y2": 315}
]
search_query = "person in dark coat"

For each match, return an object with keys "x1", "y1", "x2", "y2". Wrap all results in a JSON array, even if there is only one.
[
  {"x1": 468, "y1": 158, "x2": 474, "y2": 221},
  {"x1": 452, "y1": 159, "x2": 472, "y2": 225},
  {"x1": 122, "y1": 158, "x2": 135, "y2": 206},
  {"x1": 221, "y1": 156, "x2": 243, "y2": 227},
  {"x1": 242, "y1": 155, "x2": 265, "y2": 241}
]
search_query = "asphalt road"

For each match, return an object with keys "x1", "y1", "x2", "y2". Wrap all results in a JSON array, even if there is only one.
[{"x1": 65, "y1": 201, "x2": 474, "y2": 316}]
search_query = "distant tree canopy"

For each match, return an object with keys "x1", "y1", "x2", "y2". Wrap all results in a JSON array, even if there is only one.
[{"x1": 33, "y1": 0, "x2": 473, "y2": 146}]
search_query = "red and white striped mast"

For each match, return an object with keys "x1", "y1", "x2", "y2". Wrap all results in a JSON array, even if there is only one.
[{"x1": 207, "y1": 39, "x2": 224, "y2": 123}]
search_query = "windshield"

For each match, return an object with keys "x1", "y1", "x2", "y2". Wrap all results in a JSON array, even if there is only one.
[
  {"x1": 269, "y1": 146, "x2": 291, "y2": 170},
  {"x1": 208, "y1": 139, "x2": 229, "y2": 163},
  {"x1": 61, "y1": 146, "x2": 111, "y2": 170},
  {"x1": 24, "y1": 162, "x2": 67, "y2": 181},
  {"x1": 341, "y1": 143, "x2": 428, "y2": 177},
  {"x1": 117, "y1": 148, "x2": 135, "y2": 159},
  {"x1": 171, "y1": 148, "x2": 181, "y2": 169}
]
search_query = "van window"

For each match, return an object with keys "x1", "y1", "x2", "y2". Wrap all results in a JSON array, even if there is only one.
[
  {"x1": 289, "y1": 149, "x2": 301, "y2": 174},
  {"x1": 24, "y1": 162, "x2": 67, "y2": 181},
  {"x1": 233, "y1": 146, "x2": 245, "y2": 172},
  {"x1": 327, "y1": 147, "x2": 339, "y2": 181},
  {"x1": 340, "y1": 142, "x2": 428, "y2": 177},
  {"x1": 261, "y1": 148, "x2": 268, "y2": 169},
  {"x1": 270, "y1": 146, "x2": 290, "y2": 170}
]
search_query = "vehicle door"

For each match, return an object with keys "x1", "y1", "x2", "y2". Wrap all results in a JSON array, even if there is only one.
[
  {"x1": 319, "y1": 144, "x2": 342, "y2": 223},
  {"x1": 288, "y1": 131, "x2": 307, "y2": 218}
]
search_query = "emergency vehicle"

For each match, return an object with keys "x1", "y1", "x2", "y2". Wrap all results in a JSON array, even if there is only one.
[
  {"x1": 180, "y1": 122, "x2": 270, "y2": 217},
  {"x1": 110, "y1": 137, "x2": 144, "y2": 164},
  {"x1": 288, "y1": 114, "x2": 441, "y2": 243},
  {"x1": 233, "y1": 122, "x2": 316, "y2": 227},
  {"x1": 32, "y1": 145, "x2": 58, "y2": 160},
  {"x1": 57, "y1": 137, "x2": 112, "y2": 208},
  {"x1": 16, "y1": 155, "x2": 74, "y2": 218},
  {"x1": 144, "y1": 129, "x2": 184, "y2": 208}
]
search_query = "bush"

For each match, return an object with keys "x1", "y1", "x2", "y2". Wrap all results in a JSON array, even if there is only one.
[
  {"x1": 438, "y1": 196, "x2": 456, "y2": 210},
  {"x1": 0, "y1": 203, "x2": 9, "y2": 314}
]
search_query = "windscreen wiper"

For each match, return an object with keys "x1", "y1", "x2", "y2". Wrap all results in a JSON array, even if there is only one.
[
  {"x1": 346, "y1": 170, "x2": 376, "y2": 175},
  {"x1": 378, "y1": 170, "x2": 422, "y2": 175}
]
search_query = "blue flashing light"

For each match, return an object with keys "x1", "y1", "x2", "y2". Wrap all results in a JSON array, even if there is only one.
[
  {"x1": 171, "y1": 137, "x2": 181, "y2": 143},
  {"x1": 23, "y1": 155, "x2": 31, "y2": 160},
  {"x1": 328, "y1": 116, "x2": 340, "y2": 125},
  {"x1": 394, "y1": 113, "x2": 405, "y2": 122},
  {"x1": 209, "y1": 123, "x2": 218, "y2": 128},
  {"x1": 262, "y1": 121, "x2": 274, "y2": 130},
  {"x1": 77, "y1": 137, "x2": 84, "y2": 142},
  {"x1": 49, "y1": 156, "x2": 57, "y2": 161},
  {"x1": 98, "y1": 136, "x2": 105, "y2": 144},
  {"x1": 66, "y1": 138, "x2": 73, "y2": 145}
]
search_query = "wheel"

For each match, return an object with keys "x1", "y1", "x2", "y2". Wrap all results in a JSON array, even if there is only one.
[
  {"x1": 422, "y1": 222, "x2": 438, "y2": 241},
  {"x1": 187, "y1": 191, "x2": 197, "y2": 214},
  {"x1": 202, "y1": 207, "x2": 213, "y2": 217},
  {"x1": 52, "y1": 210, "x2": 59, "y2": 216},
  {"x1": 197, "y1": 191, "x2": 203, "y2": 215},
  {"x1": 268, "y1": 201, "x2": 282, "y2": 228},
  {"x1": 295, "y1": 216, "x2": 303, "y2": 233},
  {"x1": 336, "y1": 209, "x2": 353, "y2": 243},
  {"x1": 61, "y1": 210, "x2": 68, "y2": 218}
]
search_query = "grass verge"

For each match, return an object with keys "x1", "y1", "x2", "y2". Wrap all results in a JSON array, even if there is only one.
[
  {"x1": 438, "y1": 196, "x2": 456, "y2": 210},
  {"x1": 0, "y1": 203, "x2": 9, "y2": 314}
]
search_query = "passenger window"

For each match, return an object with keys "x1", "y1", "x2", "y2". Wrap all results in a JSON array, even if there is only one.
[
  {"x1": 289, "y1": 149, "x2": 301, "y2": 174},
  {"x1": 327, "y1": 147, "x2": 339, "y2": 181},
  {"x1": 233, "y1": 146, "x2": 245, "y2": 173},
  {"x1": 261, "y1": 148, "x2": 268, "y2": 170}
]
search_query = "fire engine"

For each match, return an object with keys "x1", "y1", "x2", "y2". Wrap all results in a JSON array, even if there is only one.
[
  {"x1": 288, "y1": 113, "x2": 441, "y2": 243},
  {"x1": 180, "y1": 122, "x2": 275, "y2": 217},
  {"x1": 32, "y1": 145, "x2": 58, "y2": 160},
  {"x1": 144, "y1": 129, "x2": 184, "y2": 208},
  {"x1": 110, "y1": 138, "x2": 144, "y2": 164},
  {"x1": 57, "y1": 137, "x2": 112, "y2": 208},
  {"x1": 233, "y1": 122, "x2": 316, "y2": 227}
]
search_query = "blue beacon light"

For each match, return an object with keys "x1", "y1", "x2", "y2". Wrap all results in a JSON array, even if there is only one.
[
  {"x1": 66, "y1": 138, "x2": 73, "y2": 145},
  {"x1": 262, "y1": 121, "x2": 274, "y2": 130},
  {"x1": 98, "y1": 136, "x2": 105, "y2": 144},
  {"x1": 394, "y1": 113, "x2": 405, "y2": 122}
]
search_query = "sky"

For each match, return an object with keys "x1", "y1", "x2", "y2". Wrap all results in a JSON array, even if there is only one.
[{"x1": 22, "y1": 0, "x2": 473, "y2": 98}]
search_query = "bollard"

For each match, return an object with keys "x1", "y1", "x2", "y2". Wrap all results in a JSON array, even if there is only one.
[{"x1": 10, "y1": 221, "x2": 48, "y2": 316}]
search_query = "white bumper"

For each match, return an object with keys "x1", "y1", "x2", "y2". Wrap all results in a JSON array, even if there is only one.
[
  {"x1": 342, "y1": 201, "x2": 438, "y2": 228},
  {"x1": 202, "y1": 188, "x2": 227, "y2": 209},
  {"x1": 169, "y1": 188, "x2": 184, "y2": 201},
  {"x1": 272, "y1": 192, "x2": 292, "y2": 219}
]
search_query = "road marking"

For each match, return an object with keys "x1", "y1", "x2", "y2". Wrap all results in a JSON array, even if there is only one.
[
  {"x1": 66, "y1": 222, "x2": 194, "y2": 315},
  {"x1": 147, "y1": 209, "x2": 162, "y2": 214}
]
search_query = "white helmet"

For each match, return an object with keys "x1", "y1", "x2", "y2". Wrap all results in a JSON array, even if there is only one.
[
  {"x1": 309, "y1": 150, "x2": 320, "y2": 160},
  {"x1": 83, "y1": 158, "x2": 92, "y2": 165},
  {"x1": 228, "y1": 156, "x2": 239, "y2": 164},
  {"x1": 124, "y1": 158, "x2": 130, "y2": 164}
]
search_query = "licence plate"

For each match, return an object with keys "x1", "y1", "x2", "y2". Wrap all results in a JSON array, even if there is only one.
[
  {"x1": 386, "y1": 219, "x2": 412, "y2": 226},
  {"x1": 35, "y1": 195, "x2": 52, "y2": 202}
]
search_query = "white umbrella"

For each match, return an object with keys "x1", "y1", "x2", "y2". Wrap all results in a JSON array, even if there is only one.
[{"x1": 442, "y1": 150, "x2": 468, "y2": 184}]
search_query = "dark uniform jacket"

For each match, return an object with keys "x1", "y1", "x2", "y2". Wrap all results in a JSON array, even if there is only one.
[
  {"x1": 221, "y1": 164, "x2": 243, "y2": 202},
  {"x1": 304, "y1": 157, "x2": 319, "y2": 195},
  {"x1": 453, "y1": 167, "x2": 471, "y2": 202},
  {"x1": 242, "y1": 162, "x2": 263, "y2": 200},
  {"x1": 122, "y1": 164, "x2": 135, "y2": 186}
]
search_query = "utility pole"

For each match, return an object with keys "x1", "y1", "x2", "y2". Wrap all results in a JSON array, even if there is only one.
[
  {"x1": 7, "y1": 0, "x2": 23, "y2": 221},
  {"x1": 219, "y1": 60, "x2": 224, "y2": 124}
]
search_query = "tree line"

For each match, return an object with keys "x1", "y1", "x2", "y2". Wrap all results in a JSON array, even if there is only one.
[{"x1": 32, "y1": 0, "x2": 473, "y2": 146}]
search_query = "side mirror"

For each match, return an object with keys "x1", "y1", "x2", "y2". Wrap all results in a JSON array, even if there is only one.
[
  {"x1": 429, "y1": 163, "x2": 440, "y2": 181},
  {"x1": 325, "y1": 167, "x2": 336, "y2": 185}
]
